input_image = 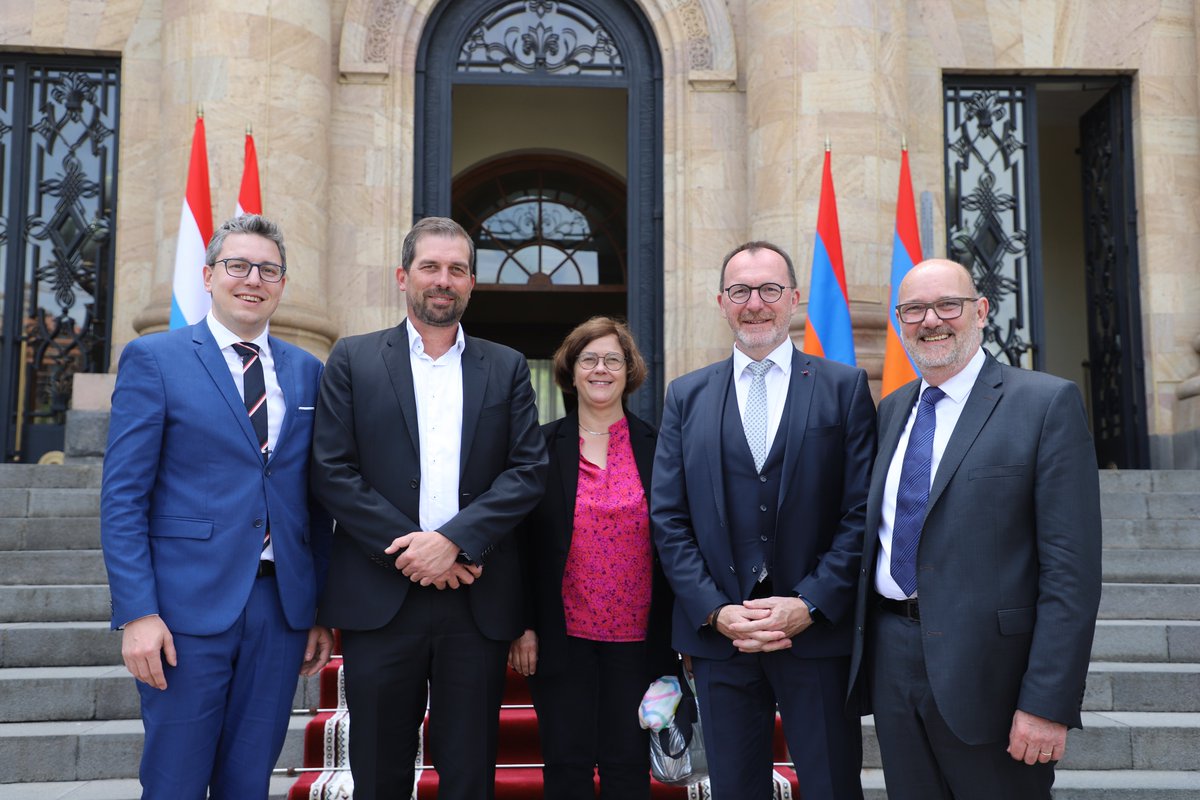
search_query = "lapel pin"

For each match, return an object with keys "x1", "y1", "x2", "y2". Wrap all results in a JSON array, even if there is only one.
[{"x1": 801, "y1": 369, "x2": 810, "y2": 377}]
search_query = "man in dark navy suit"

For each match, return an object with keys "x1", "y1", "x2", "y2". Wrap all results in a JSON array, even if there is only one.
[
  {"x1": 102, "y1": 214, "x2": 333, "y2": 799},
  {"x1": 652, "y1": 241, "x2": 876, "y2": 799}
]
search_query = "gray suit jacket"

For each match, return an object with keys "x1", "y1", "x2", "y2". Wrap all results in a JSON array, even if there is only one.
[{"x1": 849, "y1": 354, "x2": 1102, "y2": 744}]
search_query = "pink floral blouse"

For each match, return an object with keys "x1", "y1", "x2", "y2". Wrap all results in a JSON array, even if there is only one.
[{"x1": 561, "y1": 416, "x2": 653, "y2": 642}]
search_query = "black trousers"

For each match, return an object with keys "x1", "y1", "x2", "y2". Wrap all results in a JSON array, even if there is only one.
[
  {"x1": 528, "y1": 636, "x2": 654, "y2": 800},
  {"x1": 869, "y1": 606, "x2": 1055, "y2": 800},
  {"x1": 341, "y1": 584, "x2": 509, "y2": 800}
]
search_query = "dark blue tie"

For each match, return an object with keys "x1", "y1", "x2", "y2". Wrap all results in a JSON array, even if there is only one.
[{"x1": 890, "y1": 386, "x2": 946, "y2": 597}]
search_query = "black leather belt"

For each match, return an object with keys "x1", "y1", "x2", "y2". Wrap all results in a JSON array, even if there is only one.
[
  {"x1": 256, "y1": 560, "x2": 276, "y2": 578},
  {"x1": 877, "y1": 596, "x2": 920, "y2": 621}
]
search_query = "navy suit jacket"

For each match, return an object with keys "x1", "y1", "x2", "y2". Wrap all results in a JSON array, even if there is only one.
[
  {"x1": 311, "y1": 322, "x2": 548, "y2": 641},
  {"x1": 651, "y1": 347, "x2": 877, "y2": 660},
  {"x1": 848, "y1": 355, "x2": 1102, "y2": 744},
  {"x1": 101, "y1": 322, "x2": 330, "y2": 635}
]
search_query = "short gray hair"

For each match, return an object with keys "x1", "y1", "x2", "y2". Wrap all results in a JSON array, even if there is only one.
[
  {"x1": 401, "y1": 216, "x2": 475, "y2": 274},
  {"x1": 205, "y1": 214, "x2": 287, "y2": 266}
]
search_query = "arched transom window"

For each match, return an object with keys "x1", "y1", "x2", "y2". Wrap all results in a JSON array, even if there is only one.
[{"x1": 457, "y1": 1, "x2": 624, "y2": 76}]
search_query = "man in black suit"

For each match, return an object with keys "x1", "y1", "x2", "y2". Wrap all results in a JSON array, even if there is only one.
[
  {"x1": 651, "y1": 241, "x2": 876, "y2": 799},
  {"x1": 849, "y1": 258, "x2": 1102, "y2": 799},
  {"x1": 310, "y1": 216, "x2": 548, "y2": 800}
]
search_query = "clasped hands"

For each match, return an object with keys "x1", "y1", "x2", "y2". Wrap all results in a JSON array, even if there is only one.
[
  {"x1": 386, "y1": 530, "x2": 482, "y2": 589},
  {"x1": 712, "y1": 596, "x2": 813, "y2": 653}
]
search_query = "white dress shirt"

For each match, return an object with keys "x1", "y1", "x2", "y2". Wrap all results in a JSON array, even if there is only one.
[
  {"x1": 407, "y1": 319, "x2": 466, "y2": 533},
  {"x1": 731, "y1": 338, "x2": 796, "y2": 455},
  {"x1": 206, "y1": 312, "x2": 285, "y2": 561},
  {"x1": 875, "y1": 346, "x2": 986, "y2": 599}
]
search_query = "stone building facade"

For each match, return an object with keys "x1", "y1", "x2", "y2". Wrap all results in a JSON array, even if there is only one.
[{"x1": 1, "y1": 0, "x2": 1198, "y2": 466}]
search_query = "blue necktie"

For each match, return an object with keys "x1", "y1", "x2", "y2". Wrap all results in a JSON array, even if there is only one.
[
  {"x1": 890, "y1": 386, "x2": 946, "y2": 597},
  {"x1": 743, "y1": 359, "x2": 773, "y2": 473}
]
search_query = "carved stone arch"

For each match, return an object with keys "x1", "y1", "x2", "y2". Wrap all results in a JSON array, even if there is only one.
[{"x1": 338, "y1": 0, "x2": 735, "y2": 83}]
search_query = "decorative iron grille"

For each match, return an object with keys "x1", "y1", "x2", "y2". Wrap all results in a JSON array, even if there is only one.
[
  {"x1": 457, "y1": 0, "x2": 624, "y2": 76},
  {"x1": 0, "y1": 59, "x2": 118, "y2": 460},
  {"x1": 944, "y1": 84, "x2": 1037, "y2": 369}
]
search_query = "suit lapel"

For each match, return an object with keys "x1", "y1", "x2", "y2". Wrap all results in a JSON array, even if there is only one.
[
  {"x1": 628, "y1": 413, "x2": 656, "y2": 498},
  {"x1": 269, "y1": 337, "x2": 292, "y2": 462},
  {"x1": 555, "y1": 413, "x2": 581, "y2": 530},
  {"x1": 192, "y1": 322, "x2": 261, "y2": 454},
  {"x1": 777, "y1": 348, "x2": 815, "y2": 502},
  {"x1": 382, "y1": 323, "x2": 420, "y2": 455},
  {"x1": 705, "y1": 359, "x2": 732, "y2": 525},
  {"x1": 459, "y1": 335, "x2": 488, "y2": 472},
  {"x1": 927, "y1": 356, "x2": 1004, "y2": 511}
]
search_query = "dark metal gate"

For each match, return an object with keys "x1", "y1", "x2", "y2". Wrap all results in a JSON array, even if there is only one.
[{"x1": 0, "y1": 58, "x2": 119, "y2": 462}]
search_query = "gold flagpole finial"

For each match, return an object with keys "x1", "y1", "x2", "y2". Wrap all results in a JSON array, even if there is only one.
[
  {"x1": 824, "y1": 135, "x2": 831, "y2": 153},
  {"x1": 196, "y1": 104, "x2": 204, "y2": 120},
  {"x1": 246, "y1": 122, "x2": 253, "y2": 136},
  {"x1": 901, "y1": 134, "x2": 908, "y2": 152}
]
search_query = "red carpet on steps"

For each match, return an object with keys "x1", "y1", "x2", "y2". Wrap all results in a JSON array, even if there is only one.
[{"x1": 288, "y1": 643, "x2": 801, "y2": 799}]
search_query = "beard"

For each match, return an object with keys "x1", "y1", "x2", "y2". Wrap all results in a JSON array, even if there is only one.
[
  {"x1": 410, "y1": 289, "x2": 467, "y2": 327},
  {"x1": 733, "y1": 312, "x2": 789, "y2": 354},
  {"x1": 905, "y1": 322, "x2": 983, "y2": 372}
]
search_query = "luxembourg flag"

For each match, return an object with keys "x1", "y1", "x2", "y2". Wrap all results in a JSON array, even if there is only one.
[
  {"x1": 802, "y1": 145, "x2": 855, "y2": 365},
  {"x1": 881, "y1": 145, "x2": 922, "y2": 395},
  {"x1": 235, "y1": 127, "x2": 262, "y2": 217},
  {"x1": 169, "y1": 111, "x2": 213, "y2": 329}
]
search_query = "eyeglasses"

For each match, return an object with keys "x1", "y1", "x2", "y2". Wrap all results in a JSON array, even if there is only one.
[
  {"x1": 895, "y1": 296, "x2": 978, "y2": 324},
  {"x1": 577, "y1": 352, "x2": 626, "y2": 371},
  {"x1": 214, "y1": 258, "x2": 287, "y2": 283},
  {"x1": 723, "y1": 283, "x2": 790, "y2": 304}
]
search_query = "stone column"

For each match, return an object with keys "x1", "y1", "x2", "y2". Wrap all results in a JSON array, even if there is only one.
[
  {"x1": 134, "y1": 0, "x2": 338, "y2": 358},
  {"x1": 742, "y1": 0, "x2": 912, "y2": 381}
]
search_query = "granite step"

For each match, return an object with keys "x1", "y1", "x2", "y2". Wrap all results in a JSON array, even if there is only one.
[
  {"x1": 1092, "y1": 620, "x2": 1200, "y2": 663},
  {"x1": 0, "y1": 715, "x2": 308, "y2": 783},
  {"x1": 0, "y1": 551, "x2": 107, "y2": 585},
  {"x1": 1085, "y1": 663, "x2": 1200, "y2": 713},
  {"x1": 1102, "y1": 550, "x2": 1200, "y2": 584},
  {"x1": 0, "y1": 776, "x2": 295, "y2": 799},
  {"x1": 0, "y1": 464, "x2": 103, "y2": 490},
  {"x1": 1103, "y1": 517, "x2": 1200, "y2": 550},
  {"x1": 0, "y1": 586, "x2": 110, "y2": 623},
  {"x1": 0, "y1": 518, "x2": 101, "y2": 551},
  {"x1": 862, "y1": 768, "x2": 1200, "y2": 800},
  {"x1": 0, "y1": 622, "x2": 121, "y2": 667},
  {"x1": 1098, "y1": 583, "x2": 1200, "y2": 620},
  {"x1": 0, "y1": 488, "x2": 101, "y2": 520}
]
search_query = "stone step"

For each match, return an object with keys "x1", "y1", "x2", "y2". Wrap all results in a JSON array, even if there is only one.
[
  {"x1": 0, "y1": 622, "x2": 121, "y2": 667},
  {"x1": 1092, "y1": 620, "x2": 1200, "y2": 663},
  {"x1": 0, "y1": 715, "x2": 308, "y2": 784},
  {"x1": 0, "y1": 585, "x2": 110, "y2": 623},
  {"x1": 0, "y1": 776, "x2": 296, "y2": 799},
  {"x1": 0, "y1": 551, "x2": 107, "y2": 585},
  {"x1": 1099, "y1": 583, "x2": 1200, "y2": 620},
  {"x1": 1098, "y1": 470, "x2": 1200, "y2": 494},
  {"x1": 860, "y1": 711, "x2": 1200, "y2": 771},
  {"x1": 1103, "y1": 518, "x2": 1200, "y2": 550},
  {"x1": 0, "y1": 464, "x2": 103, "y2": 490},
  {"x1": 862, "y1": 768, "x2": 1200, "y2": 800},
  {"x1": 0, "y1": 665, "x2": 322, "y2": 724},
  {"x1": 0, "y1": 488, "x2": 100, "y2": 520},
  {"x1": 1102, "y1": 550, "x2": 1200, "y2": 584},
  {"x1": 1085, "y1": 663, "x2": 1200, "y2": 713},
  {"x1": 1101, "y1": 490, "x2": 1200, "y2": 522},
  {"x1": 0, "y1": 517, "x2": 101, "y2": 551}
]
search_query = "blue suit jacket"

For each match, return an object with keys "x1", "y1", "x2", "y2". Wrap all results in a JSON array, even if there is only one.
[
  {"x1": 651, "y1": 347, "x2": 877, "y2": 660},
  {"x1": 101, "y1": 322, "x2": 331, "y2": 636}
]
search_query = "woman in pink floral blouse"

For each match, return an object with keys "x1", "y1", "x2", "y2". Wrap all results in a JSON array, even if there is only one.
[{"x1": 509, "y1": 316, "x2": 675, "y2": 800}]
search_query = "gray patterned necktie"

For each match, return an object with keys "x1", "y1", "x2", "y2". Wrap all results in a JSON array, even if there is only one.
[{"x1": 743, "y1": 359, "x2": 774, "y2": 472}]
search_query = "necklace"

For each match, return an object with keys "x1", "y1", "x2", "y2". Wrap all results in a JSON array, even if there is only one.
[{"x1": 579, "y1": 423, "x2": 611, "y2": 436}]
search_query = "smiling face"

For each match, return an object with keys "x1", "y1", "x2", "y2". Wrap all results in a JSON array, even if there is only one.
[
  {"x1": 898, "y1": 259, "x2": 989, "y2": 385},
  {"x1": 717, "y1": 247, "x2": 800, "y2": 361},
  {"x1": 573, "y1": 333, "x2": 627, "y2": 415},
  {"x1": 396, "y1": 233, "x2": 475, "y2": 330},
  {"x1": 203, "y1": 232, "x2": 286, "y2": 340}
]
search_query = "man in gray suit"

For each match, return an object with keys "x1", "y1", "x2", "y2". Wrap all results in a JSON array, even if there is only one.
[{"x1": 849, "y1": 258, "x2": 1101, "y2": 799}]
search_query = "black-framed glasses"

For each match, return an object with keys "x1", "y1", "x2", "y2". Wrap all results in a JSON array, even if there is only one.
[
  {"x1": 895, "y1": 296, "x2": 978, "y2": 324},
  {"x1": 578, "y1": 352, "x2": 626, "y2": 371},
  {"x1": 214, "y1": 258, "x2": 287, "y2": 283},
  {"x1": 724, "y1": 282, "x2": 790, "y2": 304}
]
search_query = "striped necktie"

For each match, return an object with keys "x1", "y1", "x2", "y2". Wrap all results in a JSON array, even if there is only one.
[{"x1": 233, "y1": 341, "x2": 269, "y2": 462}]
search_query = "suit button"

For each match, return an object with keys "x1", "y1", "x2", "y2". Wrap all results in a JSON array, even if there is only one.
[
  {"x1": 728, "y1": 565, "x2": 736, "y2": 573},
  {"x1": 264, "y1": 467, "x2": 272, "y2": 477},
  {"x1": 751, "y1": 566, "x2": 759, "y2": 573},
  {"x1": 759, "y1": 504, "x2": 767, "y2": 512},
  {"x1": 759, "y1": 475, "x2": 767, "y2": 483},
  {"x1": 760, "y1": 535, "x2": 768, "y2": 542},
  {"x1": 254, "y1": 519, "x2": 264, "y2": 528},
  {"x1": 410, "y1": 479, "x2": 418, "y2": 489}
]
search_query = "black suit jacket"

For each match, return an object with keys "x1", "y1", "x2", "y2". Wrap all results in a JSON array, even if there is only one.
[
  {"x1": 517, "y1": 410, "x2": 675, "y2": 678},
  {"x1": 849, "y1": 354, "x2": 1102, "y2": 744},
  {"x1": 651, "y1": 347, "x2": 877, "y2": 660},
  {"x1": 311, "y1": 322, "x2": 549, "y2": 640}
]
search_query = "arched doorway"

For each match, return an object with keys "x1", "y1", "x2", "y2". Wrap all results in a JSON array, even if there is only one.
[{"x1": 415, "y1": 0, "x2": 663, "y2": 422}]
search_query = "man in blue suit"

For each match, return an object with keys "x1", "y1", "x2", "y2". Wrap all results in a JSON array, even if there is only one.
[
  {"x1": 101, "y1": 214, "x2": 333, "y2": 799},
  {"x1": 651, "y1": 241, "x2": 876, "y2": 799}
]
